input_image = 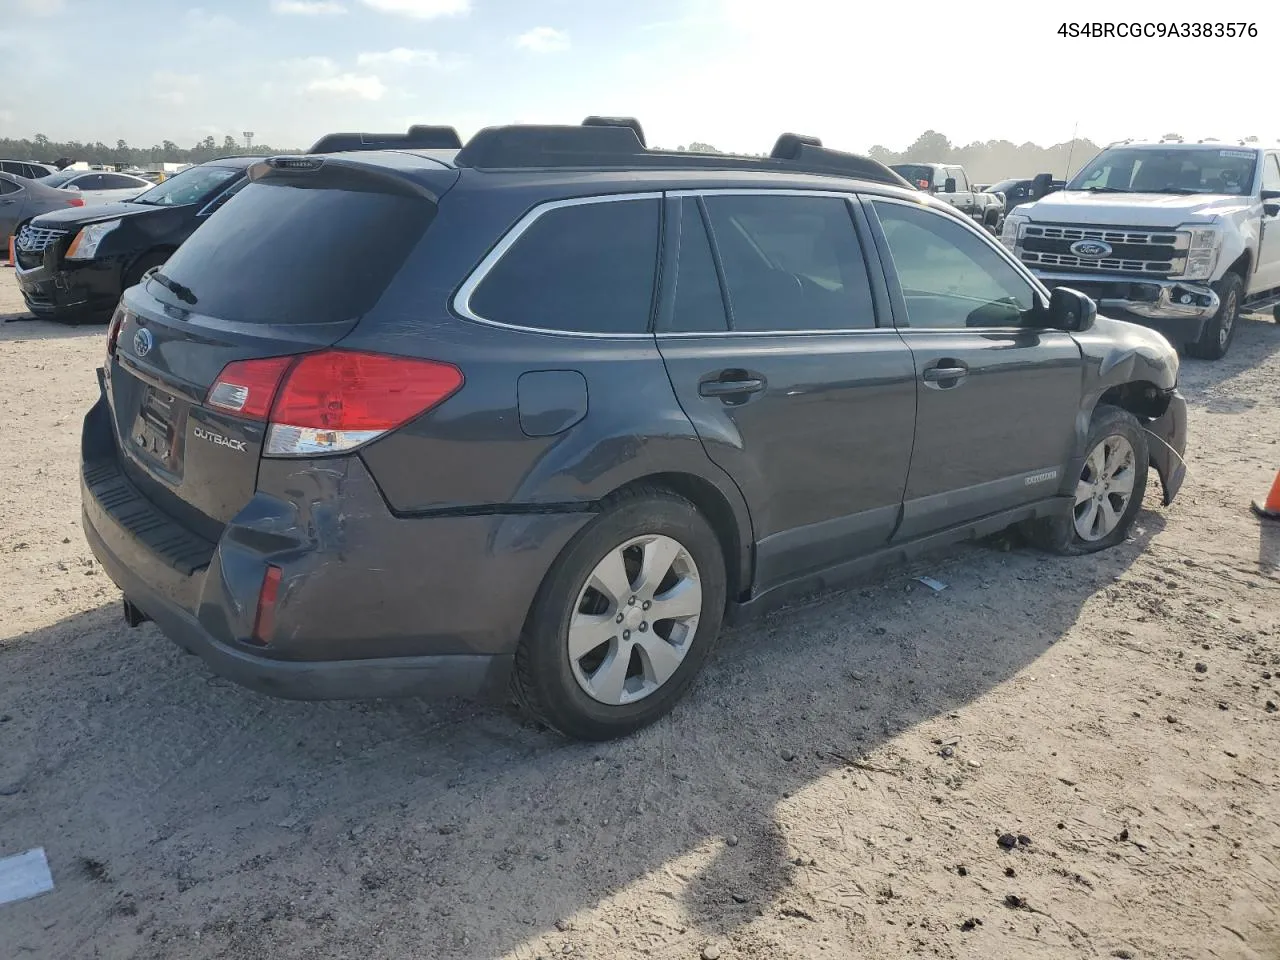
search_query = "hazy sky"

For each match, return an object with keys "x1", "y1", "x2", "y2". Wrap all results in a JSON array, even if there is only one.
[{"x1": 2, "y1": 0, "x2": 1274, "y2": 153}]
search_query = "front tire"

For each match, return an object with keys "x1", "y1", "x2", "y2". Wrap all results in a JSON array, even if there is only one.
[
  {"x1": 512, "y1": 486, "x2": 727, "y2": 741},
  {"x1": 1024, "y1": 404, "x2": 1149, "y2": 555},
  {"x1": 123, "y1": 251, "x2": 169, "y2": 291},
  {"x1": 1185, "y1": 272, "x2": 1242, "y2": 360}
]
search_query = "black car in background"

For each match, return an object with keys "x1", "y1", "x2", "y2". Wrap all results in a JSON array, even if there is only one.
[
  {"x1": 985, "y1": 173, "x2": 1064, "y2": 213},
  {"x1": 13, "y1": 157, "x2": 253, "y2": 323}
]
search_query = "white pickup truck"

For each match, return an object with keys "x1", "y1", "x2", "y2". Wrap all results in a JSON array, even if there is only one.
[{"x1": 1002, "y1": 139, "x2": 1280, "y2": 359}]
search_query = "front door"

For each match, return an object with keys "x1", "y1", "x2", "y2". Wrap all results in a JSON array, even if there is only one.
[
  {"x1": 866, "y1": 197, "x2": 1084, "y2": 540},
  {"x1": 656, "y1": 192, "x2": 917, "y2": 592},
  {"x1": 1253, "y1": 153, "x2": 1280, "y2": 294}
]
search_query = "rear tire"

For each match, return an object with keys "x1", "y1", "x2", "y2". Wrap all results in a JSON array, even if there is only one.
[
  {"x1": 512, "y1": 485, "x2": 727, "y2": 741},
  {"x1": 1185, "y1": 273, "x2": 1242, "y2": 360},
  {"x1": 1024, "y1": 404, "x2": 1149, "y2": 555}
]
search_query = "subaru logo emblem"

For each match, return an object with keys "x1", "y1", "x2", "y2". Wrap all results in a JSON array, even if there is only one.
[
  {"x1": 1069, "y1": 239, "x2": 1113, "y2": 259},
  {"x1": 133, "y1": 327, "x2": 154, "y2": 358}
]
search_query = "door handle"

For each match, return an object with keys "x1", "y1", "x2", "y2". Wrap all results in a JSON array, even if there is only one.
[
  {"x1": 922, "y1": 363, "x2": 968, "y2": 383},
  {"x1": 699, "y1": 377, "x2": 765, "y2": 398}
]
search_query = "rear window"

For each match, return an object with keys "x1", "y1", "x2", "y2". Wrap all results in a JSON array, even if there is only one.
[
  {"x1": 469, "y1": 197, "x2": 659, "y2": 334},
  {"x1": 892, "y1": 164, "x2": 934, "y2": 189},
  {"x1": 153, "y1": 181, "x2": 435, "y2": 325}
]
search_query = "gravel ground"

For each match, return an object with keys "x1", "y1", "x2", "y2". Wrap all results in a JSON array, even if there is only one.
[{"x1": 1, "y1": 267, "x2": 1278, "y2": 960}]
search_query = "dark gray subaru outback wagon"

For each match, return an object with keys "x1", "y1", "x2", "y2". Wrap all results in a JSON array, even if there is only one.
[{"x1": 80, "y1": 119, "x2": 1187, "y2": 741}]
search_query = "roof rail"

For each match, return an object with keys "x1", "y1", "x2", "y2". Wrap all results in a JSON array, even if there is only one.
[
  {"x1": 453, "y1": 121, "x2": 910, "y2": 188},
  {"x1": 582, "y1": 116, "x2": 646, "y2": 147},
  {"x1": 307, "y1": 125, "x2": 462, "y2": 155}
]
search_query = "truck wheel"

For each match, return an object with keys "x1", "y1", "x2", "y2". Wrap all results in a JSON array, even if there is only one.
[
  {"x1": 512, "y1": 485, "x2": 727, "y2": 741},
  {"x1": 1023, "y1": 405, "x2": 1149, "y2": 556},
  {"x1": 1185, "y1": 273, "x2": 1242, "y2": 360}
]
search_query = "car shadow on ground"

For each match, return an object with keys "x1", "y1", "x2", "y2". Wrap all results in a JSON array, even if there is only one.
[
  {"x1": 0, "y1": 313, "x2": 107, "y2": 342},
  {"x1": 0, "y1": 505, "x2": 1168, "y2": 959}
]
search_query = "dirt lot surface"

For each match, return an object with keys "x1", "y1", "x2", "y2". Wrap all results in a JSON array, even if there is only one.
[{"x1": 1, "y1": 267, "x2": 1278, "y2": 960}]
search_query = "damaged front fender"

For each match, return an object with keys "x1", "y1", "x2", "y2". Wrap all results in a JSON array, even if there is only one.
[{"x1": 1144, "y1": 390, "x2": 1188, "y2": 506}]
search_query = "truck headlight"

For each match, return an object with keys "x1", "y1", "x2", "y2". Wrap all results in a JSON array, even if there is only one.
[
  {"x1": 1001, "y1": 214, "x2": 1028, "y2": 251},
  {"x1": 65, "y1": 219, "x2": 121, "y2": 260},
  {"x1": 1178, "y1": 224, "x2": 1222, "y2": 280}
]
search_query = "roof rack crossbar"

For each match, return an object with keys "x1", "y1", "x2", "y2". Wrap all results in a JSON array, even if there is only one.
[
  {"x1": 307, "y1": 125, "x2": 463, "y2": 155},
  {"x1": 582, "y1": 116, "x2": 646, "y2": 147},
  {"x1": 453, "y1": 123, "x2": 910, "y2": 188}
]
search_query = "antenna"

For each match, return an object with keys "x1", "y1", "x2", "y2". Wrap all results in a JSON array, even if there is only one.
[{"x1": 1063, "y1": 121, "x2": 1079, "y2": 179}]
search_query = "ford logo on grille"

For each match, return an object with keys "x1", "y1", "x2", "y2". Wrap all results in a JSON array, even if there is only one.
[
  {"x1": 133, "y1": 327, "x2": 154, "y2": 358},
  {"x1": 1069, "y1": 239, "x2": 1113, "y2": 259}
]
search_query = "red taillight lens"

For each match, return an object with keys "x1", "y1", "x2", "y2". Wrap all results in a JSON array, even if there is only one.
[
  {"x1": 207, "y1": 356, "x2": 294, "y2": 420},
  {"x1": 270, "y1": 351, "x2": 463, "y2": 431},
  {"x1": 66, "y1": 197, "x2": 85, "y2": 207},
  {"x1": 250, "y1": 564, "x2": 282, "y2": 645}
]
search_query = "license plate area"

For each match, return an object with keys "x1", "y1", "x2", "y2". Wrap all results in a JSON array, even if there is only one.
[{"x1": 127, "y1": 386, "x2": 186, "y2": 480}]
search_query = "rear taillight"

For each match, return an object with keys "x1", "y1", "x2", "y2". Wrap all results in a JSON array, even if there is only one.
[
  {"x1": 207, "y1": 356, "x2": 293, "y2": 420},
  {"x1": 206, "y1": 350, "x2": 463, "y2": 457},
  {"x1": 66, "y1": 197, "x2": 85, "y2": 207}
]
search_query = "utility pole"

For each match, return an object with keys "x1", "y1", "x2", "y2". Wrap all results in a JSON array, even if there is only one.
[{"x1": 243, "y1": 131, "x2": 255, "y2": 151}]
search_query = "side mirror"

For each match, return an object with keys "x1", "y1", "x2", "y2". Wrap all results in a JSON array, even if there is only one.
[
  {"x1": 1262, "y1": 189, "x2": 1280, "y2": 217},
  {"x1": 944, "y1": 177, "x2": 957, "y2": 193},
  {"x1": 1048, "y1": 286, "x2": 1096, "y2": 332}
]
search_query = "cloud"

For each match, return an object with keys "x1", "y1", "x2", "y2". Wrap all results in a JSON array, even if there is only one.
[
  {"x1": 271, "y1": 0, "x2": 346, "y2": 13},
  {"x1": 356, "y1": 47, "x2": 439, "y2": 67},
  {"x1": 150, "y1": 72, "x2": 202, "y2": 106},
  {"x1": 185, "y1": 7, "x2": 239, "y2": 32},
  {"x1": 14, "y1": 0, "x2": 65, "y2": 14},
  {"x1": 306, "y1": 73, "x2": 387, "y2": 101},
  {"x1": 356, "y1": 0, "x2": 469, "y2": 18},
  {"x1": 515, "y1": 26, "x2": 569, "y2": 54}
]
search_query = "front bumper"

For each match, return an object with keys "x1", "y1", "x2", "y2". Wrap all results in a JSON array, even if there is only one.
[
  {"x1": 14, "y1": 252, "x2": 124, "y2": 321},
  {"x1": 79, "y1": 380, "x2": 593, "y2": 701},
  {"x1": 1146, "y1": 390, "x2": 1188, "y2": 506},
  {"x1": 1031, "y1": 271, "x2": 1218, "y2": 345}
]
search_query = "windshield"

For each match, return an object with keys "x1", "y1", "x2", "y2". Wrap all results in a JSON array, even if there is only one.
[
  {"x1": 131, "y1": 165, "x2": 241, "y2": 206},
  {"x1": 1068, "y1": 147, "x2": 1258, "y2": 195}
]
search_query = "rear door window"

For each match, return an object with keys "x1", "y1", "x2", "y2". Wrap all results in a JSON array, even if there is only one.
[
  {"x1": 702, "y1": 194, "x2": 876, "y2": 331},
  {"x1": 469, "y1": 197, "x2": 660, "y2": 334},
  {"x1": 1264, "y1": 154, "x2": 1280, "y2": 192},
  {"x1": 99, "y1": 174, "x2": 142, "y2": 189},
  {"x1": 0, "y1": 178, "x2": 20, "y2": 195},
  {"x1": 151, "y1": 181, "x2": 437, "y2": 325}
]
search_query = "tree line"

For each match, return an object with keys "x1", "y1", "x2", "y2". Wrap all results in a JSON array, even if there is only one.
[
  {"x1": 673, "y1": 132, "x2": 1109, "y2": 184},
  {"x1": 3, "y1": 130, "x2": 1106, "y2": 182},
  {"x1": 0, "y1": 134, "x2": 300, "y2": 167}
]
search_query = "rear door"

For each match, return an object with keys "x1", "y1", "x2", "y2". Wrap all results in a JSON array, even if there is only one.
[
  {"x1": 0, "y1": 176, "x2": 24, "y2": 238},
  {"x1": 656, "y1": 191, "x2": 917, "y2": 590},
  {"x1": 105, "y1": 162, "x2": 451, "y2": 540},
  {"x1": 866, "y1": 197, "x2": 1083, "y2": 540}
]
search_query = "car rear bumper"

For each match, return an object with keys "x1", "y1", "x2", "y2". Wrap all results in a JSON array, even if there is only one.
[
  {"x1": 79, "y1": 379, "x2": 593, "y2": 701},
  {"x1": 1031, "y1": 271, "x2": 1217, "y2": 345}
]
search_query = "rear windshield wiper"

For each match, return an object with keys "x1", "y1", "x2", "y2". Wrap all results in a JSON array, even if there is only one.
[{"x1": 150, "y1": 271, "x2": 198, "y2": 305}]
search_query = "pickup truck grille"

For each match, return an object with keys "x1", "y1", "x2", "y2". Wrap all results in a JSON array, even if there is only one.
[{"x1": 1018, "y1": 223, "x2": 1187, "y2": 277}]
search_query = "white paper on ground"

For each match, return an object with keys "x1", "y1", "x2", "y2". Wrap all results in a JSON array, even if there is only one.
[
  {"x1": 0, "y1": 848, "x2": 55, "y2": 906},
  {"x1": 915, "y1": 576, "x2": 948, "y2": 592}
]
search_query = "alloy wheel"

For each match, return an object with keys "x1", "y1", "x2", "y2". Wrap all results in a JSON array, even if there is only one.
[
  {"x1": 567, "y1": 534, "x2": 702, "y2": 705},
  {"x1": 1074, "y1": 435, "x2": 1137, "y2": 541}
]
